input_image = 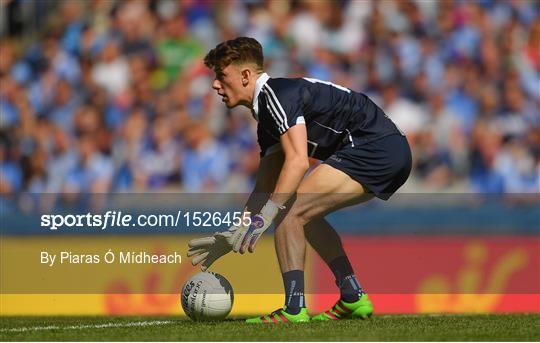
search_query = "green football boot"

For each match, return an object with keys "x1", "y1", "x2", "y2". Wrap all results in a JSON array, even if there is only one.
[
  {"x1": 246, "y1": 307, "x2": 310, "y2": 324},
  {"x1": 311, "y1": 294, "x2": 373, "y2": 321}
]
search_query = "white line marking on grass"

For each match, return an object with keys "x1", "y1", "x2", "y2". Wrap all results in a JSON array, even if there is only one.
[
  {"x1": 1, "y1": 320, "x2": 175, "y2": 333},
  {"x1": 377, "y1": 313, "x2": 449, "y2": 318}
]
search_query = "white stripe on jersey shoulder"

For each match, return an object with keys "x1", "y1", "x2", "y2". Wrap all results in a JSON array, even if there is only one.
[
  {"x1": 303, "y1": 77, "x2": 351, "y2": 93},
  {"x1": 262, "y1": 84, "x2": 289, "y2": 133},
  {"x1": 262, "y1": 88, "x2": 287, "y2": 133},
  {"x1": 263, "y1": 91, "x2": 286, "y2": 134},
  {"x1": 252, "y1": 73, "x2": 270, "y2": 119}
]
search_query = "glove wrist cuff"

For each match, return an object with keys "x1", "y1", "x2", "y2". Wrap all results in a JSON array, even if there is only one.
[{"x1": 260, "y1": 199, "x2": 285, "y2": 221}]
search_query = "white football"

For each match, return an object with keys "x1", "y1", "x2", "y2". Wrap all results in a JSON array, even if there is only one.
[{"x1": 181, "y1": 271, "x2": 234, "y2": 321}]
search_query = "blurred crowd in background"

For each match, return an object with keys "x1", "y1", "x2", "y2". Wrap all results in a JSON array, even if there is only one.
[{"x1": 0, "y1": 0, "x2": 539, "y2": 197}]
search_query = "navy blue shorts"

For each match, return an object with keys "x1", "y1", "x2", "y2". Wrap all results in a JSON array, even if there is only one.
[{"x1": 323, "y1": 133, "x2": 412, "y2": 200}]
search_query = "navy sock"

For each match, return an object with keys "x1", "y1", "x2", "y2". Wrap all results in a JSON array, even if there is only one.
[
  {"x1": 282, "y1": 270, "x2": 305, "y2": 315},
  {"x1": 329, "y1": 256, "x2": 364, "y2": 303}
]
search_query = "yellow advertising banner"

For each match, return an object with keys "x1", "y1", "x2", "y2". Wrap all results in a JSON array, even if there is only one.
[
  {"x1": 0, "y1": 236, "x2": 312, "y2": 315},
  {"x1": 1, "y1": 235, "x2": 538, "y2": 315}
]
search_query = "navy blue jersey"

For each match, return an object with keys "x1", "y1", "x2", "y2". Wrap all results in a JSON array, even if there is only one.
[{"x1": 252, "y1": 73, "x2": 403, "y2": 160}]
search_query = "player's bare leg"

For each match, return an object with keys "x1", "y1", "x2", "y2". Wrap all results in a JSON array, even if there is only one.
[
  {"x1": 273, "y1": 164, "x2": 374, "y2": 318},
  {"x1": 275, "y1": 163, "x2": 372, "y2": 273}
]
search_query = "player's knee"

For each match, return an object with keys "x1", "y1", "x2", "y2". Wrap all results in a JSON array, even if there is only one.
[
  {"x1": 277, "y1": 210, "x2": 310, "y2": 233},
  {"x1": 286, "y1": 206, "x2": 313, "y2": 227},
  {"x1": 279, "y1": 213, "x2": 301, "y2": 231}
]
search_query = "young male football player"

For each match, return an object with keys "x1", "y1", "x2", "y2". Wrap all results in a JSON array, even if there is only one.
[{"x1": 188, "y1": 37, "x2": 411, "y2": 323}]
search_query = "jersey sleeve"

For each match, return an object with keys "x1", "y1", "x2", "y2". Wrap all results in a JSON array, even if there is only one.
[{"x1": 258, "y1": 81, "x2": 305, "y2": 136}]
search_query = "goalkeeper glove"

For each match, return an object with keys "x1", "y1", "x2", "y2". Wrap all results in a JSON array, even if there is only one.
[
  {"x1": 235, "y1": 200, "x2": 283, "y2": 254},
  {"x1": 187, "y1": 200, "x2": 284, "y2": 269},
  {"x1": 187, "y1": 226, "x2": 238, "y2": 271},
  {"x1": 187, "y1": 220, "x2": 253, "y2": 270}
]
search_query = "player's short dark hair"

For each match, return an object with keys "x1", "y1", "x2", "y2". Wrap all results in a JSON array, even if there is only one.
[{"x1": 204, "y1": 37, "x2": 264, "y2": 74}]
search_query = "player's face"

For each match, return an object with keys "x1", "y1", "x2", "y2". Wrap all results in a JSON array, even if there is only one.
[{"x1": 211, "y1": 65, "x2": 245, "y2": 108}]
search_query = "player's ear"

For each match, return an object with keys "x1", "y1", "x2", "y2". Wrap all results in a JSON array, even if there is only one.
[{"x1": 241, "y1": 68, "x2": 251, "y2": 86}]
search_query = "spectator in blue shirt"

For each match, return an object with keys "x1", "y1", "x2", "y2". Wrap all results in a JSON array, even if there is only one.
[{"x1": 181, "y1": 121, "x2": 230, "y2": 192}]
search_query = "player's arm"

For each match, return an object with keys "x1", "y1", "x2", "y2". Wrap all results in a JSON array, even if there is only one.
[
  {"x1": 188, "y1": 147, "x2": 285, "y2": 268},
  {"x1": 232, "y1": 124, "x2": 308, "y2": 254},
  {"x1": 238, "y1": 128, "x2": 308, "y2": 226},
  {"x1": 239, "y1": 124, "x2": 309, "y2": 216},
  {"x1": 243, "y1": 148, "x2": 285, "y2": 213},
  {"x1": 268, "y1": 124, "x2": 309, "y2": 206}
]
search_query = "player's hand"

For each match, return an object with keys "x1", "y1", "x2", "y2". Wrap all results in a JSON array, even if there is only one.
[
  {"x1": 234, "y1": 213, "x2": 272, "y2": 254},
  {"x1": 187, "y1": 228, "x2": 235, "y2": 271},
  {"x1": 187, "y1": 222, "x2": 253, "y2": 270},
  {"x1": 188, "y1": 201, "x2": 283, "y2": 266},
  {"x1": 233, "y1": 200, "x2": 284, "y2": 254}
]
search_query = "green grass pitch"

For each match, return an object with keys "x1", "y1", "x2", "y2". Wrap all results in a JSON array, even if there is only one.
[{"x1": 1, "y1": 314, "x2": 539, "y2": 341}]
